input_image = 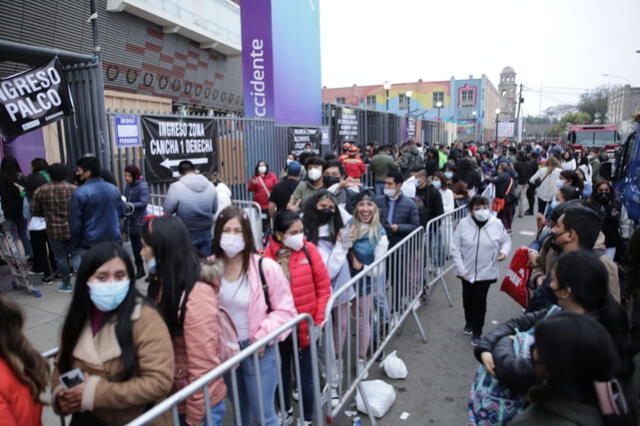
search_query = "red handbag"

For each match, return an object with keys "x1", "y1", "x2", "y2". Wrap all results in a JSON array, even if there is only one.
[{"x1": 500, "y1": 247, "x2": 531, "y2": 308}]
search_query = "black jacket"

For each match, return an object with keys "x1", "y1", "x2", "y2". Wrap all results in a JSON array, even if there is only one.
[
  {"x1": 514, "y1": 160, "x2": 537, "y2": 185},
  {"x1": 474, "y1": 308, "x2": 548, "y2": 394},
  {"x1": 416, "y1": 185, "x2": 444, "y2": 224},
  {"x1": 0, "y1": 175, "x2": 26, "y2": 222},
  {"x1": 489, "y1": 171, "x2": 514, "y2": 199}
]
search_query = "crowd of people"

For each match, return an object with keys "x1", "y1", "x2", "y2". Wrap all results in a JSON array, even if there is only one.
[{"x1": 1, "y1": 135, "x2": 639, "y2": 426}]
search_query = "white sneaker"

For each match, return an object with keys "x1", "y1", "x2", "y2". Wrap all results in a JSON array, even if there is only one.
[
  {"x1": 390, "y1": 313, "x2": 400, "y2": 329},
  {"x1": 330, "y1": 386, "x2": 340, "y2": 408},
  {"x1": 330, "y1": 358, "x2": 342, "y2": 388},
  {"x1": 281, "y1": 409, "x2": 294, "y2": 426},
  {"x1": 357, "y1": 359, "x2": 368, "y2": 379}
]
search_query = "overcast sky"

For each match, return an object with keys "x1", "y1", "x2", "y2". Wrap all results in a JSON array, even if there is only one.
[{"x1": 319, "y1": 0, "x2": 640, "y2": 116}]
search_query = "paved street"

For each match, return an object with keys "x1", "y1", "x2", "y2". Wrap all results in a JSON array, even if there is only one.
[{"x1": 333, "y1": 213, "x2": 533, "y2": 426}]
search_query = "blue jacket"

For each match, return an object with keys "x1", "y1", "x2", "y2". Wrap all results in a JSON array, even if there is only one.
[
  {"x1": 124, "y1": 179, "x2": 150, "y2": 235},
  {"x1": 69, "y1": 178, "x2": 124, "y2": 248},
  {"x1": 163, "y1": 173, "x2": 218, "y2": 234},
  {"x1": 376, "y1": 193, "x2": 420, "y2": 247}
]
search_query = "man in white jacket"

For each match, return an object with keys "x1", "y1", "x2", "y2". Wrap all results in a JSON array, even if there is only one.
[{"x1": 451, "y1": 195, "x2": 511, "y2": 345}]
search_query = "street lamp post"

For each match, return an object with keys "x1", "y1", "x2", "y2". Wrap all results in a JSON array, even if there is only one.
[
  {"x1": 436, "y1": 101, "x2": 443, "y2": 121},
  {"x1": 495, "y1": 108, "x2": 501, "y2": 144},
  {"x1": 384, "y1": 81, "x2": 391, "y2": 111},
  {"x1": 406, "y1": 90, "x2": 413, "y2": 141}
]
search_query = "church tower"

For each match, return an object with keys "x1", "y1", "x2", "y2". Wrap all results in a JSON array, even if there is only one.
[{"x1": 498, "y1": 66, "x2": 517, "y2": 119}]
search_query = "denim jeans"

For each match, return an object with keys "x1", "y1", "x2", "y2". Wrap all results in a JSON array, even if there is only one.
[
  {"x1": 224, "y1": 341, "x2": 279, "y2": 426},
  {"x1": 190, "y1": 230, "x2": 213, "y2": 256},
  {"x1": 428, "y1": 230, "x2": 444, "y2": 268},
  {"x1": 374, "y1": 182, "x2": 385, "y2": 197},
  {"x1": 179, "y1": 400, "x2": 225, "y2": 426},
  {"x1": 48, "y1": 237, "x2": 79, "y2": 285},
  {"x1": 129, "y1": 233, "x2": 143, "y2": 265},
  {"x1": 278, "y1": 338, "x2": 315, "y2": 422},
  {"x1": 72, "y1": 247, "x2": 88, "y2": 274}
]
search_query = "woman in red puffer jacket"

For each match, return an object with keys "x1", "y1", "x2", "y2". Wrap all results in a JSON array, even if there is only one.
[
  {"x1": 0, "y1": 295, "x2": 49, "y2": 426},
  {"x1": 263, "y1": 210, "x2": 331, "y2": 425}
]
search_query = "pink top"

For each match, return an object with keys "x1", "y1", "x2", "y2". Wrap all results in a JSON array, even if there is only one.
[{"x1": 211, "y1": 253, "x2": 298, "y2": 343}]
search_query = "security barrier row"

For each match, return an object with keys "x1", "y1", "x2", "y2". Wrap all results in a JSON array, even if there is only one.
[{"x1": 41, "y1": 192, "x2": 488, "y2": 425}]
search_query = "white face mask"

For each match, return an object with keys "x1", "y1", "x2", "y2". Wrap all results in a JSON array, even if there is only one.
[
  {"x1": 286, "y1": 159, "x2": 293, "y2": 165},
  {"x1": 220, "y1": 233, "x2": 245, "y2": 258},
  {"x1": 384, "y1": 188, "x2": 397, "y2": 198},
  {"x1": 284, "y1": 233, "x2": 304, "y2": 251},
  {"x1": 473, "y1": 208, "x2": 491, "y2": 222},
  {"x1": 556, "y1": 179, "x2": 565, "y2": 189},
  {"x1": 258, "y1": 166, "x2": 267, "y2": 174},
  {"x1": 307, "y1": 168, "x2": 322, "y2": 181},
  {"x1": 87, "y1": 280, "x2": 130, "y2": 312}
]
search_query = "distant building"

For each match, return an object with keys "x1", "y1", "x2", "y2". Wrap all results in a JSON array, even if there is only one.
[
  {"x1": 498, "y1": 66, "x2": 517, "y2": 119},
  {"x1": 322, "y1": 75, "x2": 499, "y2": 143},
  {"x1": 608, "y1": 85, "x2": 640, "y2": 137}
]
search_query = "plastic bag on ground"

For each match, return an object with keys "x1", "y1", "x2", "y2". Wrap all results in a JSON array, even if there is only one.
[
  {"x1": 356, "y1": 380, "x2": 396, "y2": 418},
  {"x1": 379, "y1": 350, "x2": 408, "y2": 379}
]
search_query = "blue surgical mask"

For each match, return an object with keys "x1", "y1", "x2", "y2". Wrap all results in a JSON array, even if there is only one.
[
  {"x1": 145, "y1": 257, "x2": 157, "y2": 274},
  {"x1": 88, "y1": 280, "x2": 130, "y2": 312},
  {"x1": 550, "y1": 200, "x2": 560, "y2": 210},
  {"x1": 432, "y1": 180, "x2": 442, "y2": 189},
  {"x1": 444, "y1": 171, "x2": 454, "y2": 179}
]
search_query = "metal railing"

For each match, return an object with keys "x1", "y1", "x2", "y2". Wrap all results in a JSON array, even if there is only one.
[
  {"x1": 423, "y1": 205, "x2": 468, "y2": 307},
  {"x1": 319, "y1": 226, "x2": 426, "y2": 425},
  {"x1": 125, "y1": 314, "x2": 324, "y2": 426},
  {"x1": 42, "y1": 348, "x2": 67, "y2": 426}
]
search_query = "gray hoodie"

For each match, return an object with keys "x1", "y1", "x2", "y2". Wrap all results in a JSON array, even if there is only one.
[{"x1": 164, "y1": 173, "x2": 218, "y2": 233}]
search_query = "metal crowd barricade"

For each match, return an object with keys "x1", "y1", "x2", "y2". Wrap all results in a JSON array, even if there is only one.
[
  {"x1": 42, "y1": 348, "x2": 67, "y2": 426},
  {"x1": 423, "y1": 205, "x2": 468, "y2": 307},
  {"x1": 126, "y1": 314, "x2": 324, "y2": 426},
  {"x1": 146, "y1": 194, "x2": 264, "y2": 249},
  {"x1": 319, "y1": 227, "x2": 426, "y2": 425},
  {"x1": 231, "y1": 199, "x2": 264, "y2": 250}
]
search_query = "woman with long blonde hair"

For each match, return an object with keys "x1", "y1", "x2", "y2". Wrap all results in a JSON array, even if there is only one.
[
  {"x1": 0, "y1": 294, "x2": 49, "y2": 425},
  {"x1": 347, "y1": 190, "x2": 389, "y2": 373}
]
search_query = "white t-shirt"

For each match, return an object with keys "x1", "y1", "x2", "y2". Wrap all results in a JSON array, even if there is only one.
[
  {"x1": 220, "y1": 275, "x2": 251, "y2": 341},
  {"x1": 440, "y1": 188, "x2": 455, "y2": 213},
  {"x1": 401, "y1": 176, "x2": 417, "y2": 198}
]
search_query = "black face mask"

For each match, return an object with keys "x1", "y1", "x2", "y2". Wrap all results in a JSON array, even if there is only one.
[
  {"x1": 317, "y1": 208, "x2": 335, "y2": 224},
  {"x1": 548, "y1": 234, "x2": 563, "y2": 253},
  {"x1": 323, "y1": 176, "x2": 340, "y2": 188},
  {"x1": 598, "y1": 193, "x2": 611, "y2": 205}
]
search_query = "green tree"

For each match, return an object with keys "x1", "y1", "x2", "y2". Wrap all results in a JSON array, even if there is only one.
[
  {"x1": 544, "y1": 112, "x2": 592, "y2": 137},
  {"x1": 577, "y1": 85, "x2": 619, "y2": 119}
]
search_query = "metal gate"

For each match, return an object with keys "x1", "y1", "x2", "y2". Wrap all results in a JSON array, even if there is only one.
[{"x1": 105, "y1": 112, "x2": 286, "y2": 200}]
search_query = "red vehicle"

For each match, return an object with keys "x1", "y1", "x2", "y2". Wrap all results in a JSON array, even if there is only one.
[{"x1": 567, "y1": 124, "x2": 621, "y2": 157}]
